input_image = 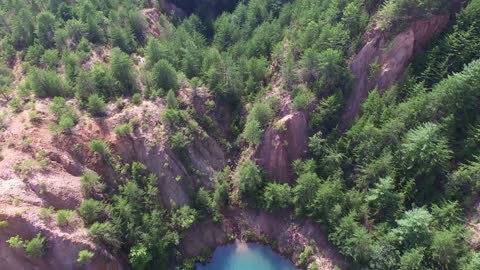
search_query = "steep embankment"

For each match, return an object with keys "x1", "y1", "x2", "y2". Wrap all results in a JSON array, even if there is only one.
[{"x1": 341, "y1": 9, "x2": 458, "y2": 126}]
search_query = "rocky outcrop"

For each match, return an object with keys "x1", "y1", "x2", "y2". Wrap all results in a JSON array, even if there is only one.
[
  {"x1": 0, "y1": 215, "x2": 123, "y2": 270},
  {"x1": 106, "y1": 99, "x2": 227, "y2": 208},
  {"x1": 254, "y1": 111, "x2": 308, "y2": 183},
  {"x1": 342, "y1": 14, "x2": 451, "y2": 126}
]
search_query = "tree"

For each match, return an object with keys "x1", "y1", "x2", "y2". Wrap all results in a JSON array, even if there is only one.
[
  {"x1": 36, "y1": 12, "x2": 56, "y2": 48},
  {"x1": 81, "y1": 171, "x2": 105, "y2": 197},
  {"x1": 165, "y1": 89, "x2": 179, "y2": 109},
  {"x1": 392, "y1": 208, "x2": 433, "y2": 249},
  {"x1": 399, "y1": 248, "x2": 425, "y2": 270},
  {"x1": 431, "y1": 228, "x2": 464, "y2": 268},
  {"x1": 129, "y1": 243, "x2": 151, "y2": 270},
  {"x1": 238, "y1": 160, "x2": 263, "y2": 197},
  {"x1": 56, "y1": 209, "x2": 75, "y2": 227},
  {"x1": 366, "y1": 177, "x2": 403, "y2": 221},
  {"x1": 110, "y1": 48, "x2": 137, "y2": 95},
  {"x1": 242, "y1": 119, "x2": 263, "y2": 146},
  {"x1": 87, "y1": 94, "x2": 106, "y2": 116},
  {"x1": 28, "y1": 68, "x2": 65, "y2": 98},
  {"x1": 89, "y1": 222, "x2": 120, "y2": 250},
  {"x1": 263, "y1": 183, "x2": 292, "y2": 211},
  {"x1": 78, "y1": 199, "x2": 104, "y2": 225},
  {"x1": 77, "y1": 250, "x2": 94, "y2": 264},
  {"x1": 293, "y1": 172, "x2": 322, "y2": 216},
  {"x1": 401, "y1": 123, "x2": 452, "y2": 176},
  {"x1": 24, "y1": 233, "x2": 46, "y2": 258},
  {"x1": 12, "y1": 10, "x2": 35, "y2": 49},
  {"x1": 249, "y1": 102, "x2": 274, "y2": 127},
  {"x1": 150, "y1": 60, "x2": 178, "y2": 92}
]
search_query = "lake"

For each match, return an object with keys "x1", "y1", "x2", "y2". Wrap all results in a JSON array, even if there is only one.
[{"x1": 195, "y1": 242, "x2": 298, "y2": 270}]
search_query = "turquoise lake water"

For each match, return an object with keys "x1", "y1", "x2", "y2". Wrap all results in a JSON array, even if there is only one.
[{"x1": 195, "y1": 242, "x2": 298, "y2": 270}]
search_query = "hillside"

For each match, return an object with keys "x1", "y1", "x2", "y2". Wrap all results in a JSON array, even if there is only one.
[{"x1": 1, "y1": 0, "x2": 480, "y2": 269}]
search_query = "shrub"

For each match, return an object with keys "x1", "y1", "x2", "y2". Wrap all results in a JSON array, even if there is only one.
[
  {"x1": 172, "y1": 205, "x2": 198, "y2": 230},
  {"x1": 39, "y1": 207, "x2": 54, "y2": 222},
  {"x1": 150, "y1": 59, "x2": 178, "y2": 92},
  {"x1": 88, "y1": 222, "x2": 120, "y2": 250},
  {"x1": 131, "y1": 93, "x2": 142, "y2": 105},
  {"x1": 77, "y1": 250, "x2": 94, "y2": 264},
  {"x1": 40, "y1": 49, "x2": 59, "y2": 69},
  {"x1": 80, "y1": 171, "x2": 105, "y2": 197},
  {"x1": 263, "y1": 183, "x2": 293, "y2": 211},
  {"x1": 87, "y1": 94, "x2": 106, "y2": 116},
  {"x1": 0, "y1": 220, "x2": 8, "y2": 228},
  {"x1": 56, "y1": 209, "x2": 75, "y2": 227},
  {"x1": 238, "y1": 160, "x2": 263, "y2": 197},
  {"x1": 24, "y1": 233, "x2": 46, "y2": 258},
  {"x1": 129, "y1": 243, "x2": 152, "y2": 270},
  {"x1": 89, "y1": 140, "x2": 109, "y2": 156},
  {"x1": 114, "y1": 123, "x2": 132, "y2": 137},
  {"x1": 28, "y1": 68, "x2": 65, "y2": 98},
  {"x1": 292, "y1": 87, "x2": 315, "y2": 111},
  {"x1": 6, "y1": 235, "x2": 23, "y2": 248},
  {"x1": 242, "y1": 119, "x2": 264, "y2": 146},
  {"x1": 78, "y1": 199, "x2": 104, "y2": 225},
  {"x1": 249, "y1": 102, "x2": 274, "y2": 127}
]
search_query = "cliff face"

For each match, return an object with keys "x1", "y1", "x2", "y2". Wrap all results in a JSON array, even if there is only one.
[
  {"x1": 254, "y1": 111, "x2": 308, "y2": 183},
  {"x1": 341, "y1": 14, "x2": 450, "y2": 126}
]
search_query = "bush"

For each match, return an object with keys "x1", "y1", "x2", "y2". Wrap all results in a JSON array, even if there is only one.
[
  {"x1": 77, "y1": 250, "x2": 94, "y2": 264},
  {"x1": 6, "y1": 235, "x2": 23, "y2": 248},
  {"x1": 263, "y1": 183, "x2": 293, "y2": 211},
  {"x1": 28, "y1": 68, "x2": 65, "y2": 98},
  {"x1": 172, "y1": 205, "x2": 198, "y2": 230},
  {"x1": 150, "y1": 59, "x2": 178, "y2": 92},
  {"x1": 78, "y1": 199, "x2": 104, "y2": 225},
  {"x1": 87, "y1": 94, "x2": 106, "y2": 116},
  {"x1": 114, "y1": 123, "x2": 132, "y2": 137},
  {"x1": 80, "y1": 171, "x2": 105, "y2": 197},
  {"x1": 24, "y1": 233, "x2": 46, "y2": 258},
  {"x1": 249, "y1": 102, "x2": 275, "y2": 127},
  {"x1": 56, "y1": 209, "x2": 75, "y2": 227},
  {"x1": 238, "y1": 160, "x2": 263, "y2": 197},
  {"x1": 292, "y1": 87, "x2": 315, "y2": 111},
  {"x1": 39, "y1": 207, "x2": 54, "y2": 222},
  {"x1": 242, "y1": 119, "x2": 264, "y2": 146},
  {"x1": 89, "y1": 140, "x2": 109, "y2": 156},
  {"x1": 131, "y1": 93, "x2": 142, "y2": 105},
  {"x1": 89, "y1": 222, "x2": 120, "y2": 250}
]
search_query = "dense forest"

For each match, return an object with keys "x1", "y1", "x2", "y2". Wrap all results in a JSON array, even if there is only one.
[{"x1": 1, "y1": 0, "x2": 480, "y2": 269}]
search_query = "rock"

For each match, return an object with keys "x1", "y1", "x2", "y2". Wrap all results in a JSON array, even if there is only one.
[
  {"x1": 254, "y1": 112, "x2": 308, "y2": 183},
  {"x1": 342, "y1": 14, "x2": 450, "y2": 126}
]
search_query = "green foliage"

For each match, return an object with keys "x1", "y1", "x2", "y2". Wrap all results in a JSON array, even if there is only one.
[
  {"x1": 129, "y1": 243, "x2": 152, "y2": 270},
  {"x1": 249, "y1": 102, "x2": 274, "y2": 127},
  {"x1": 242, "y1": 119, "x2": 263, "y2": 146},
  {"x1": 80, "y1": 171, "x2": 105, "y2": 197},
  {"x1": 172, "y1": 205, "x2": 198, "y2": 230},
  {"x1": 263, "y1": 183, "x2": 292, "y2": 211},
  {"x1": 238, "y1": 160, "x2": 263, "y2": 197},
  {"x1": 77, "y1": 250, "x2": 94, "y2": 264},
  {"x1": 87, "y1": 94, "x2": 106, "y2": 116},
  {"x1": 78, "y1": 199, "x2": 105, "y2": 225},
  {"x1": 89, "y1": 140, "x2": 109, "y2": 156},
  {"x1": 6, "y1": 235, "x2": 23, "y2": 248},
  {"x1": 292, "y1": 87, "x2": 315, "y2": 111},
  {"x1": 28, "y1": 68, "x2": 65, "y2": 98},
  {"x1": 36, "y1": 12, "x2": 56, "y2": 48},
  {"x1": 89, "y1": 222, "x2": 121, "y2": 250},
  {"x1": 150, "y1": 60, "x2": 178, "y2": 93},
  {"x1": 110, "y1": 47, "x2": 137, "y2": 95},
  {"x1": 24, "y1": 233, "x2": 46, "y2": 258},
  {"x1": 56, "y1": 209, "x2": 75, "y2": 227},
  {"x1": 114, "y1": 123, "x2": 133, "y2": 137},
  {"x1": 131, "y1": 93, "x2": 142, "y2": 105},
  {"x1": 392, "y1": 208, "x2": 433, "y2": 249}
]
